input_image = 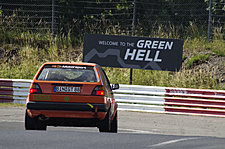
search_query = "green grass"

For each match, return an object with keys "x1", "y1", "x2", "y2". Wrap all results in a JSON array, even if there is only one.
[
  {"x1": 104, "y1": 66, "x2": 221, "y2": 89},
  {"x1": 212, "y1": 49, "x2": 225, "y2": 57},
  {"x1": 204, "y1": 39, "x2": 225, "y2": 57},
  {"x1": 0, "y1": 23, "x2": 224, "y2": 90},
  {"x1": 186, "y1": 54, "x2": 210, "y2": 68},
  {"x1": 0, "y1": 103, "x2": 25, "y2": 107}
]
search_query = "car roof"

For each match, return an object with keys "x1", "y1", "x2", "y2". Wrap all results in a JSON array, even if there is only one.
[{"x1": 42, "y1": 62, "x2": 99, "y2": 67}]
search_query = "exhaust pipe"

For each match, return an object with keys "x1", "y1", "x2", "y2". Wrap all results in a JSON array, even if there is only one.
[{"x1": 38, "y1": 115, "x2": 49, "y2": 121}]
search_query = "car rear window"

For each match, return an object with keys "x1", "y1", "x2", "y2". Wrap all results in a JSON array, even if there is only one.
[{"x1": 36, "y1": 64, "x2": 99, "y2": 82}]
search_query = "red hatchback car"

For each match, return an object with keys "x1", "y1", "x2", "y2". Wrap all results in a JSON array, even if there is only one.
[{"x1": 25, "y1": 62, "x2": 119, "y2": 132}]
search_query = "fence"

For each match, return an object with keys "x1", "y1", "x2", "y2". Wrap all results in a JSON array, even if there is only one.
[
  {"x1": 1, "y1": 78, "x2": 225, "y2": 118},
  {"x1": 0, "y1": 0, "x2": 224, "y2": 40},
  {"x1": 0, "y1": 79, "x2": 31, "y2": 104}
]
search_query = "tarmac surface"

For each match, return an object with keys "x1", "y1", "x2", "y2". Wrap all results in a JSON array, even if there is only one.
[{"x1": 1, "y1": 106, "x2": 225, "y2": 149}]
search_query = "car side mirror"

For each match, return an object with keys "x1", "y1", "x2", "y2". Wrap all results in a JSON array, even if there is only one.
[{"x1": 111, "y1": 84, "x2": 119, "y2": 90}]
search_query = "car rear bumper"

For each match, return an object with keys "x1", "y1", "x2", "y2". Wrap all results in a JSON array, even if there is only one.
[
  {"x1": 27, "y1": 101, "x2": 109, "y2": 112},
  {"x1": 26, "y1": 101, "x2": 109, "y2": 119}
]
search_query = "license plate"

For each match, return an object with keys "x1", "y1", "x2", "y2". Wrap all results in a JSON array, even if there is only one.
[{"x1": 54, "y1": 86, "x2": 80, "y2": 93}]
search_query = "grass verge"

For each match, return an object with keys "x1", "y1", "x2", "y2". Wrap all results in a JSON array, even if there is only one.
[{"x1": 0, "y1": 103, "x2": 25, "y2": 107}]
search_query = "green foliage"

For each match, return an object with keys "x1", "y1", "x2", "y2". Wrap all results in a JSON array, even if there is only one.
[
  {"x1": 186, "y1": 54, "x2": 210, "y2": 68},
  {"x1": 0, "y1": 17, "x2": 224, "y2": 90},
  {"x1": 0, "y1": 103, "x2": 25, "y2": 107},
  {"x1": 0, "y1": 30, "x2": 82, "y2": 79},
  {"x1": 212, "y1": 49, "x2": 225, "y2": 57},
  {"x1": 105, "y1": 66, "x2": 222, "y2": 90},
  {"x1": 210, "y1": 40, "x2": 225, "y2": 56}
]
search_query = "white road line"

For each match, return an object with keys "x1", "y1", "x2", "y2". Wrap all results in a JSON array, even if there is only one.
[
  {"x1": 119, "y1": 128, "x2": 159, "y2": 134},
  {"x1": 0, "y1": 120, "x2": 24, "y2": 123},
  {"x1": 149, "y1": 137, "x2": 199, "y2": 147}
]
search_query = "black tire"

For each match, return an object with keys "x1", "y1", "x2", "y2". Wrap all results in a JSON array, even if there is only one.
[
  {"x1": 25, "y1": 111, "x2": 47, "y2": 131},
  {"x1": 99, "y1": 111, "x2": 111, "y2": 132},
  {"x1": 35, "y1": 119, "x2": 47, "y2": 131},
  {"x1": 110, "y1": 111, "x2": 118, "y2": 133},
  {"x1": 25, "y1": 111, "x2": 36, "y2": 130}
]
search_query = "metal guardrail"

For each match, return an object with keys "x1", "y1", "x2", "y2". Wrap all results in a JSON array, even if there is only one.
[
  {"x1": 115, "y1": 85, "x2": 225, "y2": 118},
  {"x1": 114, "y1": 85, "x2": 166, "y2": 113},
  {"x1": 1, "y1": 78, "x2": 225, "y2": 117},
  {"x1": 0, "y1": 79, "x2": 31, "y2": 104}
]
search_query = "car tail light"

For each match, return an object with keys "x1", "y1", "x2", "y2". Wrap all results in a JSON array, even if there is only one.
[
  {"x1": 29, "y1": 83, "x2": 42, "y2": 94},
  {"x1": 92, "y1": 85, "x2": 105, "y2": 96}
]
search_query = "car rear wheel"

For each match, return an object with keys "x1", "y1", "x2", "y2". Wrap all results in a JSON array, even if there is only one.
[
  {"x1": 35, "y1": 119, "x2": 47, "y2": 131},
  {"x1": 99, "y1": 111, "x2": 111, "y2": 132},
  {"x1": 25, "y1": 111, "x2": 36, "y2": 130},
  {"x1": 110, "y1": 111, "x2": 118, "y2": 133},
  {"x1": 25, "y1": 111, "x2": 47, "y2": 131}
]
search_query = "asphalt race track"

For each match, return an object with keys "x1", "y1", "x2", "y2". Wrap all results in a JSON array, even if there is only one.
[{"x1": 1, "y1": 106, "x2": 225, "y2": 149}]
